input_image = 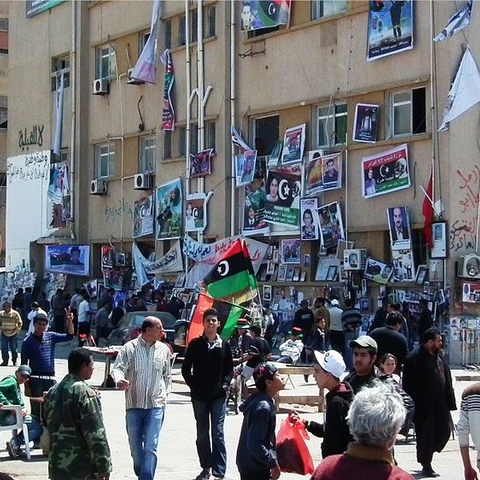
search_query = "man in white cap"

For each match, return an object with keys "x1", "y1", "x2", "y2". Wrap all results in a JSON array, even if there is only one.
[{"x1": 292, "y1": 349, "x2": 354, "y2": 458}]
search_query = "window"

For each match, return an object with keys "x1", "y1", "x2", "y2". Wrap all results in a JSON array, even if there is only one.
[
  {"x1": 164, "y1": 19, "x2": 172, "y2": 49},
  {"x1": 51, "y1": 56, "x2": 70, "y2": 91},
  {"x1": 139, "y1": 136, "x2": 156, "y2": 173},
  {"x1": 254, "y1": 115, "x2": 280, "y2": 155},
  {"x1": 0, "y1": 96, "x2": 7, "y2": 128},
  {"x1": 163, "y1": 131, "x2": 172, "y2": 159},
  {"x1": 178, "y1": 14, "x2": 186, "y2": 46},
  {"x1": 139, "y1": 31, "x2": 150, "y2": 54},
  {"x1": 95, "y1": 44, "x2": 116, "y2": 80},
  {"x1": 52, "y1": 148, "x2": 69, "y2": 165},
  {"x1": 311, "y1": 0, "x2": 346, "y2": 20},
  {"x1": 95, "y1": 143, "x2": 115, "y2": 178},
  {"x1": 316, "y1": 103, "x2": 347, "y2": 148},
  {"x1": 190, "y1": 10, "x2": 198, "y2": 43},
  {"x1": 205, "y1": 4, "x2": 216, "y2": 38},
  {"x1": 178, "y1": 121, "x2": 215, "y2": 158},
  {"x1": 0, "y1": 18, "x2": 8, "y2": 31},
  {"x1": 391, "y1": 87, "x2": 426, "y2": 137}
]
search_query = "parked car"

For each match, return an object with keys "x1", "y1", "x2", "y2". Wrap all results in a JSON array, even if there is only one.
[{"x1": 107, "y1": 311, "x2": 185, "y2": 353}]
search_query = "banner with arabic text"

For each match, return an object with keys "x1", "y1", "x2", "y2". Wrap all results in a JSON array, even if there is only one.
[
  {"x1": 160, "y1": 49, "x2": 175, "y2": 131},
  {"x1": 133, "y1": 195, "x2": 154, "y2": 238}
]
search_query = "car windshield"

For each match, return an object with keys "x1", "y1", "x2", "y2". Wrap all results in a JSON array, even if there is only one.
[{"x1": 129, "y1": 313, "x2": 176, "y2": 329}]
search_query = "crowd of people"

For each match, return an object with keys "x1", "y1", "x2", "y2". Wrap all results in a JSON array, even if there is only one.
[{"x1": 0, "y1": 291, "x2": 477, "y2": 480}]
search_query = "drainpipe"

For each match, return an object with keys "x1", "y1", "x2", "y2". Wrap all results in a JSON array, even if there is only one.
[
  {"x1": 230, "y1": 0, "x2": 236, "y2": 237},
  {"x1": 69, "y1": 0, "x2": 77, "y2": 241}
]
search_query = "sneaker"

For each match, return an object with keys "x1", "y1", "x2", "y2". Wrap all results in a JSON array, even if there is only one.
[
  {"x1": 6, "y1": 439, "x2": 19, "y2": 459},
  {"x1": 195, "y1": 470, "x2": 210, "y2": 480}
]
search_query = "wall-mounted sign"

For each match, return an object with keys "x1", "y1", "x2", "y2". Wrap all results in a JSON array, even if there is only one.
[
  {"x1": 26, "y1": 0, "x2": 66, "y2": 18},
  {"x1": 18, "y1": 125, "x2": 45, "y2": 151}
]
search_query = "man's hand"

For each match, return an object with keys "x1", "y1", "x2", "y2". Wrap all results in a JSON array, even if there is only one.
[
  {"x1": 22, "y1": 408, "x2": 29, "y2": 417},
  {"x1": 270, "y1": 465, "x2": 281, "y2": 480},
  {"x1": 65, "y1": 307, "x2": 74, "y2": 322},
  {"x1": 116, "y1": 379, "x2": 130, "y2": 390}
]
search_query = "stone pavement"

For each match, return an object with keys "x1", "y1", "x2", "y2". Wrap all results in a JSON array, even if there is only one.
[{"x1": 0, "y1": 338, "x2": 478, "y2": 479}]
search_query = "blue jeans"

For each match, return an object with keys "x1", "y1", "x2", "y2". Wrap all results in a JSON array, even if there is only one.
[
  {"x1": 125, "y1": 407, "x2": 165, "y2": 480},
  {"x1": 1, "y1": 333, "x2": 18, "y2": 365},
  {"x1": 192, "y1": 397, "x2": 227, "y2": 477},
  {"x1": 13, "y1": 415, "x2": 43, "y2": 446}
]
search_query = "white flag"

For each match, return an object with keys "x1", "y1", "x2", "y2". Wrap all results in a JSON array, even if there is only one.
[
  {"x1": 434, "y1": 0, "x2": 473, "y2": 42},
  {"x1": 53, "y1": 71, "x2": 64, "y2": 155},
  {"x1": 439, "y1": 47, "x2": 480, "y2": 131},
  {"x1": 130, "y1": 0, "x2": 162, "y2": 84}
]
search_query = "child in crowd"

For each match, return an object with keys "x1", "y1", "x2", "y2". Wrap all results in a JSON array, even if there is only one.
[{"x1": 379, "y1": 353, "x2": 401, "y2": 385}]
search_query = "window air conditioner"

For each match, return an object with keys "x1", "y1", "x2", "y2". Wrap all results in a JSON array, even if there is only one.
[
  {"x1": 127, "y1": 68, "x2": 145, "y2": 85},
  {"x1": 90, "y1": 179, "x2": 108, "y2": 195},
  {"x1": 92, "y1": 78, "x2": 109, "y2": 95},
  {"x1": 134, "y1": 173, "x2": 152, "y2": 190},
  {"x1": 344, "y1": 248, "x2": 367, "y2": 270},
  {"x1": 458, "y1": 254, "x2": 480, "y2": 279}
]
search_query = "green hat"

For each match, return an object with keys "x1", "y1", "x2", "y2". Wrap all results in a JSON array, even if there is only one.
[
  {"x1": 288, "y1": 327, "x2": 304, "y2": 339},
  {"x1": 235, "y1": 318, "x2": 251, "y2": 329}
]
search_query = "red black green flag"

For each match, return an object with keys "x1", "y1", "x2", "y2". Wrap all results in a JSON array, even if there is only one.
[
  {"x1": 203, "y1": 239, "x2": 258, "y2": 304},
  {"x1": 186, "y1": 293, "x2": 245, "y2": 344}
]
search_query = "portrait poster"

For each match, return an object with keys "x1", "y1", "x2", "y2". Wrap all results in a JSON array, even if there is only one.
[
  {"x1": 264, "y1": 166, "x2": 301, "y2": 227},
  {"x1": 391, "y1": 249, "x2": 415, "y2": 282},
  {"x1": 189, "y1": 148, "x2": 213, "y2": 179},
  {"x1": 101, "y1": 245, "x2": 115, "y2": 271},
  {"x1": 240, "y1": 0, "x2": 291, "y2": 31},
  {"x1": 268, "y1": 140, "x2": 283, "y2": 168},
  {"x1": 45, "y1": 245, "x2": 90, "y2": 276},
  {"x1": 364, "y1": 257, "x2": 394, "y2": 285},
  {"x1": 243, "y1": 180, "x2": 269, "y2": 236},
  {"x1": 235, "y1": 154, "x2": 244, "y2": 186},
  {"x1": 431, "y1": 222, "x2": 447, "y2": 259},
  {"x1": 318, "y1": 201, "x2": 345, "y2": 249},
  {"x1": 361, "y1": 143, "x2": 410, "y2": 199},
  {"x1": 300, "y1": 198, "x2": 320, "y2": 241},
  {"x1": 103, "y1": 268, "x2": 127, "y2": 291},
  {"x1": 321, "y1": 153, "x2": 342, "y2": 191},
  {"x1": 462, "y1": 282, "x2": 480, "y2": 303},
  {"x1": 305, "y1": 150, "x2": 324, "y2": 196},
  {"x1": 185, "y1": 193, "x2": 208, "y2": 233},
  {"x1": 240, "y1": 150, "x2": 257, "y2": 185},
  {"x1": 47, "y1": 163, "x2": 70, "y2": 229},
  {"x1": 133, "y1": 194, "x2": 154, "y2": 238},
  {"x1": 353, "y1": 104, "x2": 379, "y2": 143},
  {"x1": 156, "y1": 177, "x2": 182, "y2": 240},
  {"x1": 281, "y1": 123, "x2": 306, "y2": 165},
  {"x1": 367, "y1": 0, "x2": 413, "y2": 62},
  {"x1": 387, "y1": 206, "x2": 412, "y2": 251},
  {"x1": 281, "y1": 239, "x2": 301, "y2": 265}
]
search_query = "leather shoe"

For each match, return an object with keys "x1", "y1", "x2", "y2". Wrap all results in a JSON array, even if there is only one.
[{"x1": 421, "y1": 464, "x2": 439, "y2": 477}]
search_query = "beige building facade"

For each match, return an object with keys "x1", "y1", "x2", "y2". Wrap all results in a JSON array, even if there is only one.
[{"x1": 7, "y1": 0, "x2": 480, "y2": 360}]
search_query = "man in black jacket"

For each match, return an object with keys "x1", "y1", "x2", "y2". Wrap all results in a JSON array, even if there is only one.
[
  {"x1": 292, "y1": 349, "x2": 353, "y2": 458},
  {"x1": 403, "y1": 328, "x2": 456, "y2": 478},
  {"x1": 181, "y1": 308, "x2": 233, "y2": 480}
]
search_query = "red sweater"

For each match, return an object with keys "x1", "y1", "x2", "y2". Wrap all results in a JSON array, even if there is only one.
[{"x1": 310, "y1": 443, "x2": 414, "y2": 480}]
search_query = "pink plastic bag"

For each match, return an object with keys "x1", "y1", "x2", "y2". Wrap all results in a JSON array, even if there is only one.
[{"x1": 276, "y1": 417, "x2": 314, "y2": 475}]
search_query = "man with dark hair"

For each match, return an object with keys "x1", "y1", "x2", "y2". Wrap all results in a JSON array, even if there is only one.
[
  {"x1": 236, "y1": 363, "x2": 285, "y2": 480},
  {"x1": 112, "y1": 316, "x2": 172, "y2": 480},
  {"x1": 370, "y1": 311, "x2": 409, "y2": 372},
  {"x1": 341, "y1": 298, "x2": 363, "y2": 369},
  {"x1": 69, "y1": 246, "x2": 84, "y2": 266},
  {"x1": 403, "y1": 328, "x2": 457, "y2": 477},
  {"x1": 182, "y1": 308, "x2": 234, "y2": 480},
  {"x1": 44, "y1": 348, "x2": 111, "y2": 480},
  {"x1": 21, "y1": 309, "x2": 74, "y2": 418},
  {"x1": 98, "y1": 287, "x2": 115, "y2": 310},
  {"x1": 0, "y1": 301, "x2": 23, "y2": 366},
  {"x1": 344, "y1": 335, "x2": 378, "y2": 394},
  {"x1": 417, "y1": 299, "x2": 433, "y2": 339},
  {"x1": 77, "y1": 289, "x2": 91, "y2": 346}
]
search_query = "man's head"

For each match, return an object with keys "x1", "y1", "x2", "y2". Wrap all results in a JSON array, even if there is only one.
[
  {"x1": 422, "y1": 327, "x2": 442, "y2": 355},
  {"x1": 419, "y1": 298, "x2": 429, "y2": 312},
  {"x1": 30, "y1": 301, "x2": 40, "y2": 311},
  {"x1": 313, "y1": 350, "x2": 345, "y2": 390},
  {"x1": 15, "y1": 365, "x2": 31, "y2": 385},
  {"x1": 346, "y1": 380, "x2": 405, "y2": 450},
  {"x1": 241, "y1": 1, "x2": 254, "y2": 29},
  {"x1": 70, "y1": 246, "x2": 81, "y2": 264},
  {"x1": 393, "y1": 207, "x2": 403, "y2": 230},
  {"x1": 385, "y1": 311, "x2": 403, "y2": 330},
  {"x1": 203, "y1": 308, "x2": 220, "y2": 335},
  {"x1": 141, "y1": 316, "x2": 165, "y2": 343},
  {"x1": 344, "y1": 298, "x2": 354, "y2": 308},
  {"x1": 253, "y1": 362, "x2": 285, "y2": 394},
  {"x1": 300, "y1": 299, "x2": 309, "y2": 310},
  {"x1": 330, "y1": 299, "x2": 339, "y2": 307},
  {"x1": 2, "y1": 301, "x2": 11, "y2": 313},
  {"x1": 249, "y1": 325, "x2": 261, "y2": 338},
  {"x1": 288, "y1": 327, "x2": 303, "y2": 340},
  {"x1": 68, "y1": 348, "x2": 95, "y2": 380},
  {"x1": 79, "y1": 288, "x2": 88, "y2": 299},
  {"x1": 350, "y1": 335, "x2": 378, "y2": 376},
  {"x1": 235, "y1": 318, "x2": 250, "y2": 334},
  {"x1": 314, "y1": 297, "x2": 325, "y2": 308},
  {"x1": 326, "y1": 159, "x2": 335, "y2": 172},
  {"x1": 33, "y1": 313, "x2": 49, "y2": 336}
]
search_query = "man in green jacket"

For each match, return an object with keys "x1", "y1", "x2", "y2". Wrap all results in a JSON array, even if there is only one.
[
  {"x1": 43, "y1": 348, "x2": 112, "y2": 480},
  {"x1": 0, "y1": 364, "x2": 43, "y2": 458}
]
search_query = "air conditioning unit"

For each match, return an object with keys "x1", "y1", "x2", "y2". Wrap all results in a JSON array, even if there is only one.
[
  {"x1": 134, "y1": 173, "x2": 152, "y2": 190},
  {"x1": 127, "y1": 68, "x2": 144, "y2": 85},
  {"x1": 344, "y1": 248, "x2": 367, "y2": 270},
  {"x1": 458, "y1": 254, "x2": 480, "y2": 279},
  {"x1": 92, "y1": 78, "x2": 109, "y2": 95},
  {"x1": 90, "y1": 179, "x2": 108, "y2": 195}
]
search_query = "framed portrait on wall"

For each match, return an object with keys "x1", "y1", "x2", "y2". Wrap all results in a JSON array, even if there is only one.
[{"x1": 431, "y1": 222, "x2": 447, "y2": 259}]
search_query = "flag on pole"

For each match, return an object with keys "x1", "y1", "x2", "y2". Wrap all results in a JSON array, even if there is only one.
[
  {"x1": 422, "y1": 170, "x2": 434, "y2": 249},
  {"x1": 439, "y1": 47, "x2": 480, "y2": 131},
  {"x1": 203, "y1": 238, "x2": 258, "y2": 304},
  {"x1": 186, "y1": 294, "x2": 245, "y2": 345},
  {"x1": 130, "y1": 0, "x2": 162, "y2": 84},
  {"x1": 53, "y1": 71, "x2": 64, "y2": 155},
  {"x1": 230, "y1": 125, "x2": 252, "y2": 152},
  {"x1": 160, "y1": 49, "x2": 175, "y2": 131},
  {"x1": 434, "y1": 0, "x2": 473, "y2": 42}
]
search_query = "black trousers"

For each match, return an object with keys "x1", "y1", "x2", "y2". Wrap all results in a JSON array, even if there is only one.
[{"x1": 25, "y1": 376, "x2": 56, "y2": 418}]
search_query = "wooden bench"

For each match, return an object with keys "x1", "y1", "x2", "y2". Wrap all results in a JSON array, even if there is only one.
[{"x1": 273, "y1": 365, "x2": 324, "y2": 412}]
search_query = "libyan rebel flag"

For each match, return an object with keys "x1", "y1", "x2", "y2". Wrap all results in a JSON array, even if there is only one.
[
  {"x1": 186, "y1": 294, "x2": 245, "y2": 344},
  {"x1": 203, "y1": 238, "x2": 258, "y2": 304}
]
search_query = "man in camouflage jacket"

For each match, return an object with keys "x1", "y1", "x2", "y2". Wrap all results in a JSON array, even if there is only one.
[{"x1": 43, "y1": 347, "x2": 112, "y2": 480}]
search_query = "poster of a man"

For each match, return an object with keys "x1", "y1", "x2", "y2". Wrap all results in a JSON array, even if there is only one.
[
  {"x1": 305, "y1": 150, "x2": 323, "y2": 196},
  {"x1": 300, "y1": 198, "x2": 320, "y2": 241},
  {"x1": 353, "y1": 103, "x2": 379, "y2": 143},
  {"x1": 243, "y1": 179, "x2": 269, "y2": 236},
  {"x1": 281, "y1": 124, "x2": 306, "y2": 165},
  {"x1": 45, "y1": 245, "x2": 90, "y2": 277},
  {"x1": 322, "y1": 155, "x2": 341, "y2": 190},
  {"x1": 387, "y1": 206, "x2": 411, "y2": 250}
]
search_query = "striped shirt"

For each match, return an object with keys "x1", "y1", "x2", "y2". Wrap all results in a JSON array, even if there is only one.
[
  {"x1": 0, "y1": 309, "x2": 23, "y2": 337},
  {"x1": 458, "y1": 389, "x2": 480, "y2": 459},
  {"x1": 112, "y1": 336, "x2": 172, "y2": 410}
]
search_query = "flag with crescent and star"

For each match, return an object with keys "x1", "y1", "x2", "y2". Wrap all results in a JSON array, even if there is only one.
[
  {"x1": 186, "y1": 293, "x2": 245, "y2": 345},
  {"x1": 203, "y1": 238, "x2": 258, "y2": 304}
]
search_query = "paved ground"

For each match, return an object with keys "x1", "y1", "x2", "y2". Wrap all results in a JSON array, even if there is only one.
[{"x1": 0, "y1": 336, "x2": 477, "y2": 479}]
